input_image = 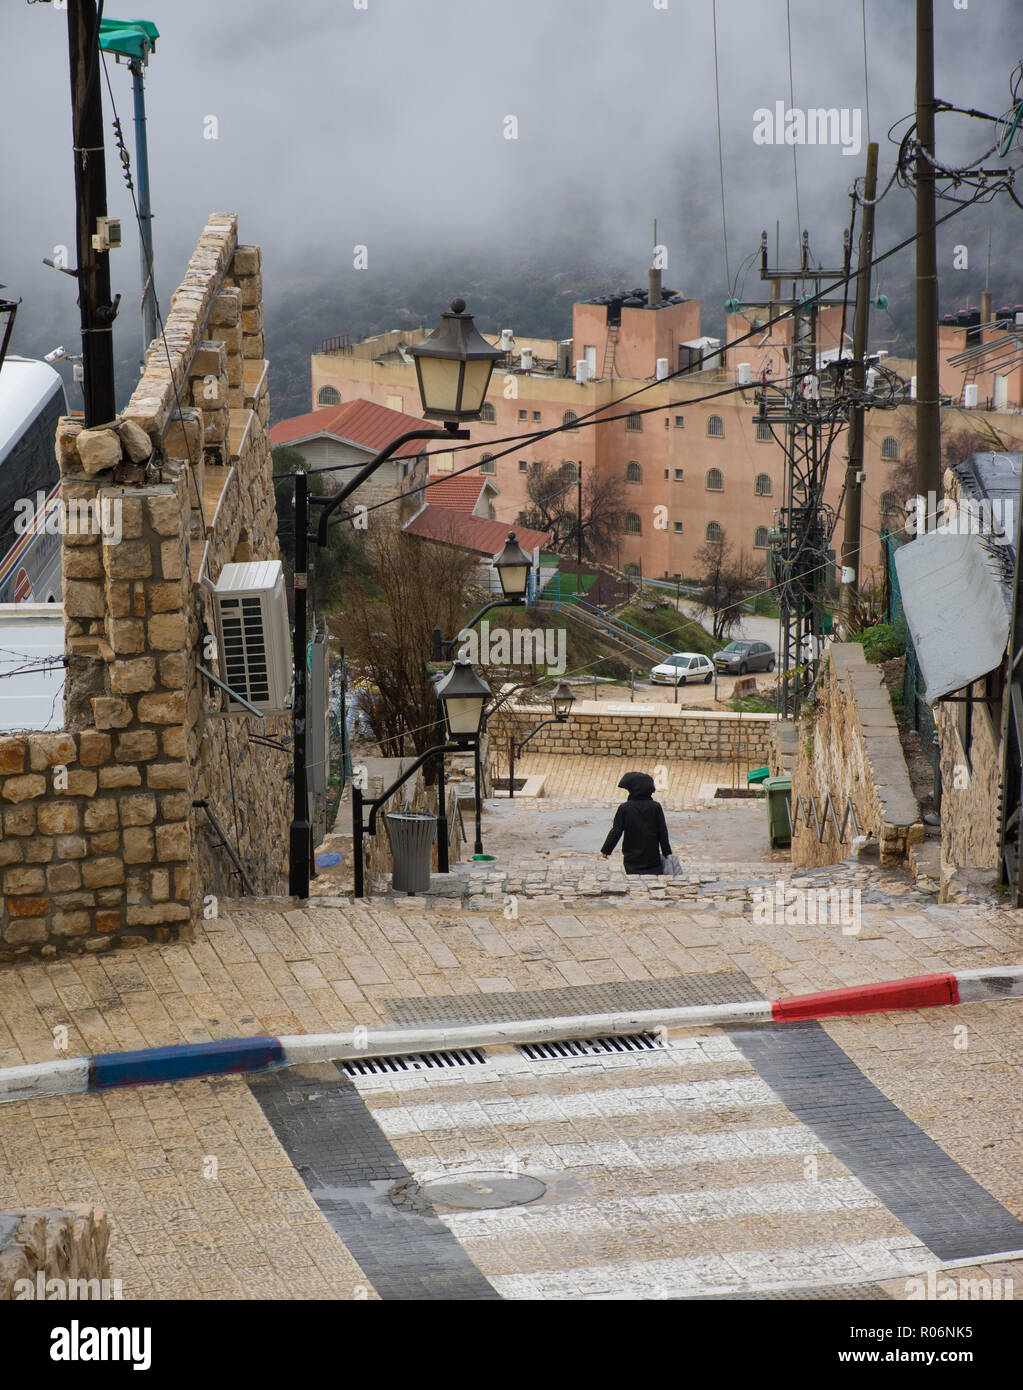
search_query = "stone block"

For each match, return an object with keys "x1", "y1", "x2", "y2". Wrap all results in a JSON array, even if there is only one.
[
  {"x1": 2, "y1": 775, "x2": 46, "y2": 804},
  {"x1": 76, "y1": 428, "x2": 121, "y2": 475},
  {"x1": 146, "y1": 614, "x2": 186, "y2": 651},
  {"x1": 147, "y1": 579, "x2": 186, "y2": 612},
  {"x1": 84, "y1": 801, "x2": 119, "y2": 832},
  {"x1": 56, "y1": 769, "x2": 98, "y2": 798},
  {"x1": 0, "y1": 841, "x2": 22, "y2": 865},
  {"x1": 5, "y1": 918, "x2": 48, "y2": 945},
  {"x1": 63, "y1": 580, "x2": 106, "y2": 618},
  {"x1": 233, "y1": 246, "x2": 261, "y2": 276},
  {"x1": 115, "y1": 730, "x2": 158, "y2": 762},
  {"x1": 146, "y1": 762, "x2": 189, "y2": 790},
  {"x1": 46, "y1": 862, "x2": 82, "y2": 893},
  {"x1": 36, "y1": 804, "x2": 79, "y2": 836},
  {"x1": 55, "y1": 834, "x2": 87, "y2": 859},
  {"x1": 52, "y1": 911, "x2": 90, "y2": 938},
  {"x1": 158, "y1": 652, "x2": 188, "y2": 689},
  {"x1": 7, "y1": 897, "x2": 51, "y2": 918},
  {"x1": 0, "y1": 737, "x2": 26, "y2": 774},
  {"x1": 82, "y1": 858, "x2": 124, "y2": 889},
  {"x1": 126, "y1": 902, "x2": 190, "y2": 925},
  {"x1": 103, "y1": 540, "x2": 152, "y2": 581},
  {"x1": 110, "y1": 658, "x2": 156, "y2": 695},
  {"x1": 146, "y1": 493, "x2": 184, "y2": 537},
  {"x1": 162, "y1": 726, "x2": 187, "y2": 758},
  {"x1": 98, "y1": 766, "x2": 141, "y2": 789},
  {"x1": 122, "y1": 827, "x2": 154, "y2": 864},
  {"x1": 89, "y1": 832, "x2": 120, "y2": 854},
  {"x1": 63, "y1": 548, "x2": 103, "y2": 580},
  {"x1": 160, "y1": 540, "x2": 185, "y2": 581},
  {"x1": 137, "y1": 691, "x2": 185, "y2": 724},
  {"x1": 3, "y1": 867, "x2": 45, "y2": 895},
  {"x1": 158, "y1": 792, "x2": 189, "y2": 821},
  {"x1": 114, "y1": 419, "x2": 153, "y2": 463},
  {"x1": 119, "y1": 794, "x2": 157, "y2": 826},
  {"x1": 155, "y1": 822, "x2": 189, "y2": 862},
  {"x1": 108, "y1": 619, "x2": 146, "y2": 655}
]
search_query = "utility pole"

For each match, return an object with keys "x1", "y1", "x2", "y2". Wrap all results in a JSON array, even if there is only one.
[
  {"x1": 289, "y1": 471, "x2": 311, "y2": 898},
  {"x1": 839, "y1": 142, "x2": 879, "y2": 637},
  {"x1": 68, "y1": 0, "x2": 119, "y2": 425},
  {"x1": 129, "y1": 52, "x2": 157, "y2": 354},
  {"x1": 915, "y1": 0, "x2": 941, "y2": 523}
]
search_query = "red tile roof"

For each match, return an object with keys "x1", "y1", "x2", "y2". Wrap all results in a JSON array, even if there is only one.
[
  {"x1": 269, "y1": 397, "x2": 443, "y2": 458},
  {"x1": 423, "y1": 473, "x2": 493, "y2": 513},
  {"x1": 403, "y1": 506, "x2": 550, "y2": 557}
]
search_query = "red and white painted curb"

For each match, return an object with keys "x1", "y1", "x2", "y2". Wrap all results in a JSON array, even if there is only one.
[{"x1": 1, "y1": 964, "x2": 1021, "y2": 1105}]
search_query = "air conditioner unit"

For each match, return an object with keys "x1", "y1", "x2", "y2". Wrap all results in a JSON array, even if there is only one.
[{"x1": 212, "y1": 560, "x2": 292, "y2": 714}]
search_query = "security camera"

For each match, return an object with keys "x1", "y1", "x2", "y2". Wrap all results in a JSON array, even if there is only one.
[{"x1": 44, "y1": 346, "x2": 67, "y2": 364}]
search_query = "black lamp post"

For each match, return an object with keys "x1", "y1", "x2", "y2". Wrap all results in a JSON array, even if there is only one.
[
  {"x1": 351, "y1": 659, "x2": 490, "y2": 898},
  {"x1": 431, "y1": 530, "x2": 534, "y2": 857},
  {"x1": 508, "y1": 680, "x2": 575, "y2": 798},
  {"x1": 288, "y1": 300, "x2": 501, "y2": 899}
]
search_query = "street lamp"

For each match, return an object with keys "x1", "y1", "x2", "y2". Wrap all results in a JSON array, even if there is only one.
[
  {"x1": 409, "y1": 299, "x2": 504, "y2": 423},
  {"x1": 351, "y1": 658, "x2": 490, "y2": 899},
  {"x1": 436, "y1": 658, "x2": 491, "y2": 744},
  {"x1": 289, "y1": 298, "x2": 497, "y2": 899},
  {"x1": 493, "y1": 531, "x2": 532, "y2": 601},
  {"x1": 508, "y1": 681, "x2": 576, "y2": 798}
]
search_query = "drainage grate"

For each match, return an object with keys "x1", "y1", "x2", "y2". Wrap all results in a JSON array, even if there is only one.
[
  {"x1": 517, "y1": 1033, "x2": 664, "y2": 1061},
  {"x1": 341, "y1": 1048, "x2": 488, "y2": 1077}
]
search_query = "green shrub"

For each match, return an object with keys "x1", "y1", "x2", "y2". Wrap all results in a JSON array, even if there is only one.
[{"x1": 852, "y1": 623, "x2": 905, "y2": 663}]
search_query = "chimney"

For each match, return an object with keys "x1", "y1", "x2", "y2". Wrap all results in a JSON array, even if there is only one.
[
  {"x1": 648, "y1": 266, "x2": 662, "y2": 307},
  {"x1": 981, "y1": 289, "x2": 992, "y2": 325}
]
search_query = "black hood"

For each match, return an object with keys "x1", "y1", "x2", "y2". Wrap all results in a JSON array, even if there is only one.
[{"x1": 623, "y1": 772, "x2": 655, "y2": 799}]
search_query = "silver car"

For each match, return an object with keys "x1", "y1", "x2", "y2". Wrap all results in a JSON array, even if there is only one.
[{"x1": 713, "y1": 640, "x2": 776, "y2": 675}]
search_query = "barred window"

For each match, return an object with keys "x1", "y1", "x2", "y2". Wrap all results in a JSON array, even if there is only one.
[
  {"x1": 706, "y1": 521, "x2": 724, "y2": 543},
  {"x1": 706, "y1": 468, "x2": 724, "y2": 492},
  {"x1": 707, "y1": 415, "x2": 725, "y2": 437},
  {"x1": 626, "y1": 411, "x2": 643, "y2": 432},
  {"x1": 881, "y1": 436, "x2": 900, "y2": 460},
  {"x1": 480, "y1": 401, "x2": 496, "y2": 422},
  {"x1": 755, "y1": 473, "x2": 772, "y2": 496},
  {"x1": 317, "y1": 386, "x2": 341, "y2": 406},
  {"x1": 625, "y1": 512, "x2": 642, "y2": 534},
  {"x1": 562, "y1": 410, "x2": 579, "y2": 431},
  {"x1": 626, "y1": 461, "x2": 642, "y2": 483},
  {"x1": 479, "y1": 453, "x2": 496, "y2": 475},
  {"x1": 753, "y1": 526, "x2": 769, "y2": 548}
]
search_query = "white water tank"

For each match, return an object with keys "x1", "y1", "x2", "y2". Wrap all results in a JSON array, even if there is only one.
[
  {"x1": 575, "y1": 360, "x2": 590, "y2": 384},
  {"x1": 910, "y1": 375, "x2": 917, "y2": 399},
  {"x1": 964, "y1": 383, "x2": 979, "y2": 408},
  {"x1": 520, "y1": 348, "x2": 533, "y2": 370},
  {"x1": 865, "y1": 368, "x2": 877, "y2": 392},
  {"x1": 737, "y1": 363, "x2": 751, "y2": 386},
  {"x1": 655, "y1": 358, "x2": 669, "y2": 380},
  {"x1": 500, "y1": 329, "x2": 514, "y2": 352}
]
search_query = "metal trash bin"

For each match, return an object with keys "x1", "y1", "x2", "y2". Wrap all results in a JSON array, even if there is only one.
[
  {"x1": 385, "y1": 811, "x2": 437, "y2": 895},
  {"x1": 764, "y1": 775, "x2": 792, "y2": 848}
]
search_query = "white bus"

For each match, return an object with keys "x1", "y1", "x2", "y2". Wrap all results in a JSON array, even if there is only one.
[{"x1": 0, "y1": 355, "x2": 66, "y2": 605}]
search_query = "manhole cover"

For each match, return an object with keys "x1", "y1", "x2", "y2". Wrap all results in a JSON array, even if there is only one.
[{"x1": 419, "y1": 1171, "x2": 546, "y2": 1211}]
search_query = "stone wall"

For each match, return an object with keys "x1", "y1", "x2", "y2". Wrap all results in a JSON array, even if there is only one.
[
  {"x1": 792, "y1": 643, "x2": 923, "y2": 867},
  {"x1": 487, "y1": 702, "x2": 776, "y2": 765},
  {"x1": 0, "y1": 1207, "x2": 111, "y2": 1300},
  {"x1": 0, "y1": 214, "x2": 289, "y2": 961}
]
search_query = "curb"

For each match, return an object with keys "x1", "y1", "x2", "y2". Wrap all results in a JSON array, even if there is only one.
[{"x1": 1, "y1": 965, "x2": 1020, "y2": 1106}]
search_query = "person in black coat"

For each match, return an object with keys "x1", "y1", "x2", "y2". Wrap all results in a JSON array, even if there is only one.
[{"x1": 600, "y1": 771, "x2": 671, "y2": 875}]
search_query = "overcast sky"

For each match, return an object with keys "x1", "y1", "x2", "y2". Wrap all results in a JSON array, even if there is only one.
[{"x1": 3, "y1": 0, "x2": 1020, "y2": 374}]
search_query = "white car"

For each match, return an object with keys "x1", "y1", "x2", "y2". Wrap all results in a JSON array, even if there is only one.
[{"x1": 650, "y1": 652, "x2": 713, "y2": 685}]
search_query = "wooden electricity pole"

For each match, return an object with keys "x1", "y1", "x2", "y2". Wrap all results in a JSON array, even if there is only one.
[
  {"x1": 839, "y1": 141, "x2": 878, "y2": 636},
  {"x1": 68, "y1": 0, "x2": 119, "y2": 425}
]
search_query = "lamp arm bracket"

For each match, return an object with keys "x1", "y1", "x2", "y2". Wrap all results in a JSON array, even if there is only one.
[
  {"x1": 365, "y1": 740, "x2": 464, "y2": 835},
  {"x1": 440, "y1": 596, "x2": 525, "y2": 657}
]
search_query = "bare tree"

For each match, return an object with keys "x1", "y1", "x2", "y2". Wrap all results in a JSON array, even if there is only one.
[
  {"x1": 691, "y1": 535, "x2": 765, "y2": 643},
  {"x1": 516, "y1": 460, "x2": 628, "y2": 561}
]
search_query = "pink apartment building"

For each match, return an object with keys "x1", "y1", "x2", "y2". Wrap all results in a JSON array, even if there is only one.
[{"x1": 303, "y1": 274, "x2": 1022, "y2": 585}]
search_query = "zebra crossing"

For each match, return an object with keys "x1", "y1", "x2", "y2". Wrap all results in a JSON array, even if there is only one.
[{"x1": 346, "y1": 1034, "x2": 939, "y2": 1299}]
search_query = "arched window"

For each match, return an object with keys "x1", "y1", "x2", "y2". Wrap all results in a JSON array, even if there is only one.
[
  {"x1": 562, "y1": 409, "x2": 579, "y2": 431},
  {"x1": 626, "y1": 411, "x2": 643, "y2": 432},
  {"x1": 881, "y1": 436, "x2": 900, "y2": 460},
  {"x1": 480, "y1": 401, "x2": 496, "y2": 422},
  {"x1": 879, "y1": 490, "x2": 899, "y2": 518},
  {"x1": 625, "y1": 461, "x2": 642, "y2": 483},
  {"x1": 317, "y1": 385, "x2": 341, "y2": 406},
  {"x1": 479, "y1": 453, "x2": 496, "y2": 475},
  {"x1": 755, "y1": 473, "x2": 772, "y2": 496},
  {"x1": 625, "y1": 512, "x2": 642, "y2": 534},
  {"x1": 707, "y1": 414, "x2": 725, "y2": 437},
  {"x1": 753, "y1": 526, "x2": 769, "y2": 548},
  {"x1": 706, "y1": 521, "x2": 724, "y2": 544},
  {"x1": 706, "y1": 468, "x2": 724, "y2": 491}
]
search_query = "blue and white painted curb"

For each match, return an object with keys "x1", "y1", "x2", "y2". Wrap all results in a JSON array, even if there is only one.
[{"x1": 1, "y1": 964, "x2": 1021, "y2": 1106}]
